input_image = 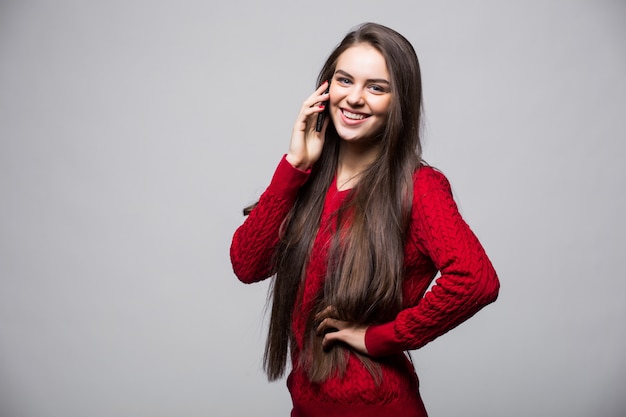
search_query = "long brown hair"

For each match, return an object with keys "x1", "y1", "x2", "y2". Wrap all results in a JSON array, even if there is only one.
[{"x1": 262, "y1": 22, "x2": 424, "y2": 382}]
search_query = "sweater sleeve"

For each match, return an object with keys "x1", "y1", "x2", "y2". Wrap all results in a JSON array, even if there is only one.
[
  {"x1": 230, "y1": 156, "x2": 310, "y2": 284},
  {"x1": 365, "y1": 167, "x2": 500, "y2": 357}
]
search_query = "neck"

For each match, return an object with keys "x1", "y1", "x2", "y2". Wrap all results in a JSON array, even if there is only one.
[{"x1": 336, "y1": 141, "x2": 381, "y2": 190}]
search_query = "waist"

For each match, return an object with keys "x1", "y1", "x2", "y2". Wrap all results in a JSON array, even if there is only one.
[
  {"x1": 291, "y1": 396, "x2": 428, "y2": 417},
  {"x1": 287, "y1": 352, "x2": 421, "y2": 409}
]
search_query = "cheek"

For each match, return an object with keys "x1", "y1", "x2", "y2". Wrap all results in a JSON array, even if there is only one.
[
  {"x1": 373, "y1": 97, "x2": 392, "y2": 116},
  {"x1": 328, "y1": 86, "x2": 342, "y2": 108},
  {"x1": 328, "y1": 96, "x2": 343, "y2": 124}
]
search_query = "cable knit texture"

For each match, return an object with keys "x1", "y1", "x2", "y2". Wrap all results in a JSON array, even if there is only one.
[{"x1": 230, "y1": 156, "x2": 499, "y2": 417}]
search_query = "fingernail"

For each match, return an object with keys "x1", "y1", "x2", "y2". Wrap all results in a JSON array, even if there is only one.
[{"x1": 319, "y1": 104, "x2": 325, "y2": 109}]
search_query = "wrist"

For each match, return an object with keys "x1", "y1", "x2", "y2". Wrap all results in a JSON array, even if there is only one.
[{"x1": 285, "y1": 153, "x2": 311, "y2": 171}]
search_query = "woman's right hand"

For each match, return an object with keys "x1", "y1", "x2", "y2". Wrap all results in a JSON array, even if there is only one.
[{"x1": 286, "y1": 81, "x2": 330, "y2": 170}]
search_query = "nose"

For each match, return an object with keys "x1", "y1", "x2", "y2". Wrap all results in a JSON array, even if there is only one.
[{"x1": 346, "y1": 87, "x2": 365, "y2": 107}]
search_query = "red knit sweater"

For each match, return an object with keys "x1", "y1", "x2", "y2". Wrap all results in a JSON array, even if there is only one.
[{"x1": 230, "y1": 156, "x2": 499, "y2": 417}]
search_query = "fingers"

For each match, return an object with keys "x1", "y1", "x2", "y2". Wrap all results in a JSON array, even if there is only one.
[
  {"x1": 316, "y1": 317, "x2": 343, "y2": 334},
  {"x1": 294, "y1": 81, "x2": 330, "y2": 131},
  {"x1": 314, "y1": 305, "x2": 338, "y2": 322},
  {"x1": 313, "y1": 305, "x2": 369, "y2": 354},
  {"x1": 315, "y1": 309, "x2": 344, "y2": 349},
  {"x1": 316, "y1": 314, "x2": 348, "y2": 352},
  {"x1": 300, "y1": 101, "x2": 326, "y2": 121},
  {"x1": 287, "y1": 82, "x2": 330, "y2": 169},
  {"x1": 317, "y1": 317, "x2": 343, "y2": 351},
  {"x1": 314, "y1": 80, "x2": 330, "y2": 101},
  {"x1": 321, "y1": 330, "x2": 339, "y2": 351},
  {"x1": 303, "y1": 80, "x2": 330, "y2": 111},
  {"x1": 316, "y1": 318, "x2": 368, "y2": 354}
]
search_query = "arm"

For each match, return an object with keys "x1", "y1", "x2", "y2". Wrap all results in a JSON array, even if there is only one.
[
  {"x1": 230, "y1": 156, "x2": 310, "y2": 283},
  {"x1": 364, "y1": 167, "x2": 500, "y2": 357},
  {"x1": 231, "y1": 82, "x2": 330, "y2": 284}
]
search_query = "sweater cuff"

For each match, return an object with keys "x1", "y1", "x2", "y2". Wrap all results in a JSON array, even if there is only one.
[
  {"x1": 267, "y1": 155, "x2": 311, "y2": 199},
  {"x1": 365, "y1": 322, "x2": 406, "y2": 357}
]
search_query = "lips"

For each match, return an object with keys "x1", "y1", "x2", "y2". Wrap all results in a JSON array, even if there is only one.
[{"x1": 341, "y1": 109, "x2": 370, "y2": 122}]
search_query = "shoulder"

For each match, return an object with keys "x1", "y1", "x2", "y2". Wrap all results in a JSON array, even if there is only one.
[{"x1": 412, "y1": 165, "x2": 452, "y2": 198}]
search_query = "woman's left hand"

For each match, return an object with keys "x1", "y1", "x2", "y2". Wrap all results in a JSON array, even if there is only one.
[{"x1": 315, "y1": 306, "x2": 369, "y2": 355}]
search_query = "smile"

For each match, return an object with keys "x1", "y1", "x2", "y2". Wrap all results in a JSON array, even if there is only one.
[{"x1": 342, "y1": 109, "x2": 369, "y2": 120}]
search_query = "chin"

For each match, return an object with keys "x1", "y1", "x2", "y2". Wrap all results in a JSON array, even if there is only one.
[{"x1": 337, "y1": 130, "x2": 382, "y2": 145}]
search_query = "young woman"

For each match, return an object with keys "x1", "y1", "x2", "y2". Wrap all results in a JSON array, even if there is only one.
[{"x1": 230, "y1": 22, "x2": 499, "y2": 417}]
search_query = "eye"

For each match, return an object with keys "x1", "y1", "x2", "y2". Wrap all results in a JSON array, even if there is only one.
[
  {"x1": 336, "y1": 77, "x2": 352, "y2": 85},
  {"x1": 369, "y1": 84, "x2": 387, "y2": 94}
]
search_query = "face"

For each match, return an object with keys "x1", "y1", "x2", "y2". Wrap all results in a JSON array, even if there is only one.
[{"x1": 329, "y1": 44, "x2": 392, "y2": 143}]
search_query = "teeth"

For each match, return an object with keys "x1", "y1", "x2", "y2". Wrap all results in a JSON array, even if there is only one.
[{"x1": 343, "y1": 110, "x2": 367, "y2": 120}]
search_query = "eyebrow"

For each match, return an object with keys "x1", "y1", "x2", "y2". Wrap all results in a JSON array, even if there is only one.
[{"x1": 334, "y1": 69, "x2": 390, "y2": 85}]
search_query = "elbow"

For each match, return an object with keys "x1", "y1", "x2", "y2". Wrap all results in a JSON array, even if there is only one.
[
  {"x1": 229, "y1": 249, "x2": 273, "y2": 284},
  {"x1": 231, "y1": 264, "x2": 250, "y2": 284},
  {"x1": 230, "y1": 232, "x2": 277, "y2": 284},
  {"x1": 230, "y1": 256, "x2": 262, "y2": 284},
  {"x1": 479, "y1": 261, "x2": 500, "y2": 306},
  {"x1": 229, "y1": 248, "x2": 254, "y2": 284},
  {"x1": 459, "y1": 256, "x2": 499, "y2": 310},
  {"x1": 491, "y1": 270, "x2": 500, "y2": 301},
  {"x1": 231, "y1": 266, "x2": 262, "y2": 284}
]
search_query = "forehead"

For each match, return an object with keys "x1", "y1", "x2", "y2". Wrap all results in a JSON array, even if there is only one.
[{"x1": 335, "y1": 44, "x2": 389, "y2": 79}]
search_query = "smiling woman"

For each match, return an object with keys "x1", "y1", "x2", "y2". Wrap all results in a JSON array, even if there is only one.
[
  {"x1": 328, "y1": 44, "x2": 392, "y2": 148},
  {"x1": 230, "y1": 22, "x2": 499, "y2": 417}
]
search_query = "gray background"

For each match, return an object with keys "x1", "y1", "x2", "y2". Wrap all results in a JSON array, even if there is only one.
[{"x1": 1, "y1": 1, "x2": 624, "y2": 416}]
